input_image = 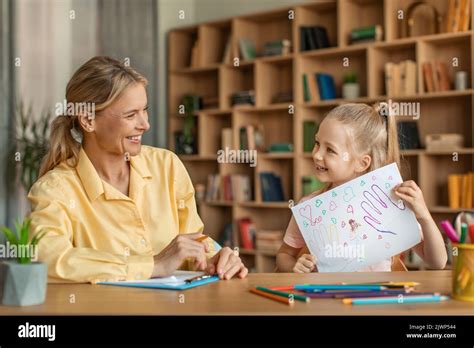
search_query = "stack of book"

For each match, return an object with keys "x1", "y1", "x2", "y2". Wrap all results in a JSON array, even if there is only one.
[
  {"x1": 448, "y1": 172, "x2": 474, "y2": 209},
  {"x1": 350, "y1": 25, "x2": 383, "y2": 44},
  {"x1": 239, "y1": 124, "x2": 265, "y2": 151},
  {"x1": 262, "y1": 39, "x2": 291, "y2": 56},
  {"x1": 237, "y1": 218, "x2": 257, "y2": 250},
  {"x1": 384, "y1": 60, "x2": 417, "y2": 96},
  {"x1": 255, "y1": 230, "x2": 284, "y2": 253},
  {"x1": 272, "y1": 90, "x2": 293, "y2": 104},
  {"x1": 231, "y1": 90, "x2": 255, "y2": 106},
  {"x1": 422, "y1": 61, "x2": 451, "y2": 93},
  {"x1": 299, "y1": 26, "x2": 330, "y2": 51},
  {"x1": 303, "y1": 120, "x2": 318, "y2": 152},
  {"x1": 302, "y1": 73, "x2": 336, "y2": 102},
  {"x1": 260, "y1": 172, "x2": 285, "y2": 202},
  {"x1": 446, "y1": 0, "x2": 471, "y2": 33},
  {"x1": 206, "y1": 174, "x2": 252, "y2": 202}
]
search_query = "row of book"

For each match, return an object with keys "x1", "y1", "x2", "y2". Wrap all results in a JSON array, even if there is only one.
[
  {"x1": 384, "y1": 60, "x2": 417, "y2": 96},
  {"x1": 448, "y1": 172, "x2": 474, "y2": 209},
  {"x1": 239, "y1": 124, "x2": 265, "y2": 151},
  {"x1": 422, "y1": 61, "x2": 451, "y2": 93},
  {"x1": 206, "y1": 174, "x2": 252, "y2": 202},
  {"x1": 302, "y1": 72, "x2": 336, "y2": 102},
  {"x1": 446, "y1": 0, "x2": 471, "y2": 33},
  {"x1": 299, "y1": 26, "x2": 330, "y2": 51}
]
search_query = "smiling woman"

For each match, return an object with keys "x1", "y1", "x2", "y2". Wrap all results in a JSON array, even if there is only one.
[{"x1": 27, "y1": 56, "x2": 248, "y2": 284}]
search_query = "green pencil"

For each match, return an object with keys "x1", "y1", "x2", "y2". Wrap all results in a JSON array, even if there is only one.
[
  {"x1": 256, "y1": 286, "x2": 310, "y2": 303},
  {"x1": 460, "y1": 223, "x2": 468, "y2": 243}
]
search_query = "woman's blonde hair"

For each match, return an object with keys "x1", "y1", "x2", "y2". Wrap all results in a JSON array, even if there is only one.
[
  {"x1": 39, "y1": 56, "x2": 148, "y2": 177},
  {"x1": 324, "y1": 103, "x2": 404, "y2": 175}
]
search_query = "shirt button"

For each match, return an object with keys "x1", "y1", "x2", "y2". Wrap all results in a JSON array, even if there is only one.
[{"x1": 140, "y1": 238, "x2": 146, "y2": 245}]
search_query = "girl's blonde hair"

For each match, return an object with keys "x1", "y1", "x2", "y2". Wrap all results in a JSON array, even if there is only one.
[
  {"x1": 39, "y1": 56, "x2": 148, "y2": 177},
  {"x1": 325, "y1": 103, "x2": 403, "y2": 174}
]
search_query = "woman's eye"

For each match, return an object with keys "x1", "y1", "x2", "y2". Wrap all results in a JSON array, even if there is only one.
[{"x1": 125, "y1": 113, "x2": 135, "y2": 119}]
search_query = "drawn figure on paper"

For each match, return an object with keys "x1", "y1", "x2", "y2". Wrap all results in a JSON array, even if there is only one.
[{"x1": 360, "y1": 183, "x2": 405, "y2": 235}]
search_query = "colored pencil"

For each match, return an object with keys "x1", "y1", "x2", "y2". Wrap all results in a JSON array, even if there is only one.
[
  {"x1": 249, "y1": 288, "x2": 294, "y2": 306},
  {"x1": 295, "y1": 284, "x2": 387, "y2": 292},
  {"x1": 308, "y1": 291, "x2": 434, "y2": 299},
  {"x1": 440, "y1": 220, "x2": 460, "y2": 243},
  {"x1": 469, "y1": 224, "x2": 474, "y2": 243},
  {"x1": 256, "y1": 286, "x2": 310, "y2": 303},
  {"x1": 460, "y1": 223, "x2": 468, "y2": 243},
  {"x1": 343, "y1": 294, "x2": 449, "y2": 305},
  {"x1": 270, "y1": 286, "x2": 295, "y2": 291},
  {"x1": 342, "y1": 281, "x2": 419, "y2": 288},
  {"x1": 196, "y1": 235, "x2": 209, "y2": 242}
]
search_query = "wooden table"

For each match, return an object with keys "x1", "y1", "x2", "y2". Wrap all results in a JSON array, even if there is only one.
[{"x1": 0, "y1": 271, "x2": 472, "y2": 315}]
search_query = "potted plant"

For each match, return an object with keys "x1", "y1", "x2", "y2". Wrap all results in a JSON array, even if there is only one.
[
  {"x1": 0, "y1": 218, "x2": 48, "y2": 306},
  {"x1": 342, "y1": 72, "x2": 360, "y2": 99}
]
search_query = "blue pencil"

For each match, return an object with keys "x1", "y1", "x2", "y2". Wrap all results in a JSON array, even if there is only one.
[
  {"x1": 295, "y1": 284, "x2": 387, "y2": 292},
  {"x1": 343, "y1": 295, "x2": 449, "y2": 305}
]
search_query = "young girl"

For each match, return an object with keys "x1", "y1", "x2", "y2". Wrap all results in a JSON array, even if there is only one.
[{"x1": 276, "y1": 103, "x2": 447, "y2": 273}]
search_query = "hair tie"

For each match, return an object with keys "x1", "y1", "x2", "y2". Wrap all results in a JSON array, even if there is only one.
[{"x1": 374, "y1": 102, "x2": 389, "y2": 118}]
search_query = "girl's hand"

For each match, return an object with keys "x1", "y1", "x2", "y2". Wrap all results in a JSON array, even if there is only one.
[
  {"x1": 393, "y1": 180, "x2": 430, "y2": 220},
  {"x1": 152, "y1": 232, "x2": 209, "y2": 278},
  {"x1": 206, "y1": 247, "x2": 248, "y2": 280},
  {"x1": 293, "y1": 254, "x2": 316, "y2": 273}
]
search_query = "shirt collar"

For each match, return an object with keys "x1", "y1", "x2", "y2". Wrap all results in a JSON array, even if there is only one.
[{"x1": 76, "y1": 147, "x2": 152, "y2": 202}]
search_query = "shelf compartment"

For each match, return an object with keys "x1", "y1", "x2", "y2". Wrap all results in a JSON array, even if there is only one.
[
  {"x1": 419, "y1": 153, "x2": 474, "y2": 208},
  {"x1": 198, "y1": 204, "x2": 233, "y2": 246},
  {"x1": 368, "y1": 42, "x2": 417, "y2": 97},
  {"x1": 339, "y1": 0, "x2": 384, "y2": 47},
  {"x1": 200, "y1": 20, "x2": 232, "y2": 67},
  {"x1": 219, "y1": 65, "x2": 255, "y2": 109},
  {"x1": 255, "y1": 157, "x2": 293, "y2": 203},
  {"x1": 233, "y1": 8, "x2": 293, "y2": 63},
  {"x1": 168, "y1": 26, "x2": 199, "y2": 70},
  {"x1": 296, "y1": 47, "x2": 368, "y2": 103},
  {"x1": 417, "y1": 32, "x2": 472, "y2": 93},
  {"x1": 255, "y1": 58, "x2": 293, "y2": 107},
  {"x1": 168, "y1": 70, "x2": 219, "y2": 114},
  {"x1": 232, "y1": 109, "x2": 293, "y2": 152},
  {"x1": 294, "y1": 0, "x2": 338, "y2": 52},
  {"x1": 198, "y1": 111, "x2": 232, "y2": 156}
]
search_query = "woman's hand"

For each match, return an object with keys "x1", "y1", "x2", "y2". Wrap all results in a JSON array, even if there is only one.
[
  {"x1": 151, "y1": 232, "x2": 209, "y2": 278},
  {"x1": 293, "y1": 254, "x2": 316, "y2": 273},
  {"x1": 393, "y1": 180, "x2": 430, "y2": 220},
  {"x1": 205, "y1": 247, "x2": 248, "y2": 280}
]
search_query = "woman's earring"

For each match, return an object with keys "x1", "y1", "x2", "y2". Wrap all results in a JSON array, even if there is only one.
[{"x1": 70, "y1": 127, "x2": 83, "y2": 143}]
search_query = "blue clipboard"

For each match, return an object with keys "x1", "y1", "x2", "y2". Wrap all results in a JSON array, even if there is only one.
[{"x1": 97, "y1": 275, "x2": 220, "y2": 290}]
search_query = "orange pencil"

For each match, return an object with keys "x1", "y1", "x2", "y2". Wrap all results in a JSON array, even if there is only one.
[
  {"x1": 250, "y1": 288, "x2": 294, "y2": 306},
  {"x1": 196, "y1": 235, "x2": 209, "y2": 242}
]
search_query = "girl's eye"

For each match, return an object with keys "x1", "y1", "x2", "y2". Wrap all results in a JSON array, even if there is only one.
[
  {"x1": 314, "y1": 140, "x2": 320, "y2": 146},
  {"x1": 328, "y1": 148, "x2": 336, "y2": 154}
]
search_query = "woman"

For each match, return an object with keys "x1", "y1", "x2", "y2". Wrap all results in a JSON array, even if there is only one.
[{"x1": 28, "y1": 56, "x2": 248, "y2": 283}]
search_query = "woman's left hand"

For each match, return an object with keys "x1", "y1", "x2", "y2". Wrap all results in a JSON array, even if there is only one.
[
  {"x1": 393, "y1": 180, "x2": 430, "y2": 220},
  {"x1": 205, "y1": 247, "x2": 248, "y2": 280}
]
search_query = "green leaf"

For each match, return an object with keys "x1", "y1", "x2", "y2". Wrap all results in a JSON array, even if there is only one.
[{"x1": 0, "y1": 226, "x2": 19, "y2": 245}]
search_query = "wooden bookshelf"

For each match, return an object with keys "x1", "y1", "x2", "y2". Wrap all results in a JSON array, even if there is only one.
[{"x1": 168, "y1": 0, "x2": 474, "y2": 272}]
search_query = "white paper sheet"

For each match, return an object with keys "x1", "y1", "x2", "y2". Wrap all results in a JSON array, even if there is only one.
[
  {"x1": 291, "y1": 163, "x2": 421, "y2": 272},
  {"x1": 116, "y1": 271, "x2": 206, "y2": 285}
]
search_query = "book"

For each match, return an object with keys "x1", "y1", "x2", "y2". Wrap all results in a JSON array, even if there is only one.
[
  {"x1": 260, "y1": 172, "x2": 285, "y2": 202},
  {"x1": 303, "y1": 120, "x2": 317, "y2": 152},
  {"x1": 459, "y1": 0, "x2": 471, "y2": 31},
  {"x1": 267, "y1": 143, "x2": 293, "y2": 152},
  {"x1": 308, "y1": 74, "x2": 320, "y2": 102},
  {"x1": 350, "y1": 25, "x2": 383, "y2": 43},
  {"x1": 206, "y1": 174, "x2": 252, "y2": 202},
  {"x1": 262, "y1": 39, "x2": 291, "y2": 56},
  {"x1": 238, "y1": 218, "x2": 255, "y2": 249},
  {"x1": 385, "y1": 62, "x2": 394, "y2": 96},
  {"x1": 446, "y1": 0, "x2": 458, "y2": 32},
  {"x1": 400, "y1": 60, "x2": 417, "y2": 95},
  {"x1": 435, "y1": 61, "x2": 451, "y2": 91},
  {"x1": 302, "y1": 74, "x2": 311, "y2": 102},
  {"x1": 448, "y1": 174, "x2": 461, "y2": 209},
  {"x1": 316, "y1": 73, "x2": 336, "y2": 100},
  {"x1": 397, "y1": 121, "x2": 421, "y2": 150},
  {"x1": 238, "y1": 39, "x2": 256, "y2": 60},
  {"x1": 422, "y1": 62, "x2": 435, "y2": 93},
  {"x1": 219, "y1": 222, "x2": 234, "y2": 247}
]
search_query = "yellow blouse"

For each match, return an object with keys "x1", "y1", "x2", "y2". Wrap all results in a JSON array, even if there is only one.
[{"x1": 27, "y1": 145, "x2": 217, "y2": 284}]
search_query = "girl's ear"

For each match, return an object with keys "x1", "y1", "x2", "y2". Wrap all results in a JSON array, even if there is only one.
[{"x1": 355, "y1": 154, "x2": 371, "y2": 174}]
